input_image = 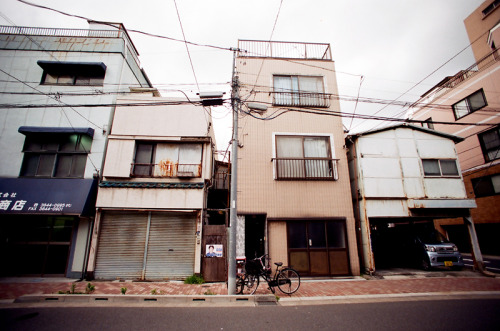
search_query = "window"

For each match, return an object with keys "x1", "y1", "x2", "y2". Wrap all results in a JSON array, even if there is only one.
[
  {"x1": 472, "y1": 174, "x2": 500, "y2": 197},
  {"x1": 20, "y1": 133, "x2": 92, "y2": 178},
  {"x1": 421, "y1": 117, "x2": 434, "y2": 130},
  {"x1": 452, "y1": 89, "x2": 487, "y2": 120},
  {"x1": 273, "y1": 75, "x2": 329, "y2": 107},
  {"x1": 38, "y1": 61, "x2": 106, "y2": 86},
  {"x1": 478, "y1": 126, "x2": 500, "y2": 162},
  {"x1": 482, "y1": 0, "x2": 500, "y2": 17},
  {"x1": 274, "y1": 135, "x2": 337, "y2": 180},
  {"x1": 422, "y1": 159, "x2": 459, "y2": 177},
  {"x1": 132, "y1": 142, "x2": 202, "y2": 177}
]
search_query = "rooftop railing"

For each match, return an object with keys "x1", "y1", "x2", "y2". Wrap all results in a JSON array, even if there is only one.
[
  {"x1": 0, "y1": 25, "x2": 140, "y2": 64},
  {"x1": 420, "y1": 48, "x2": 499, "y2": 102},
  {"x1": 238, "y1": 40, "x2": 332, "y2": 60},
  {"x1": 0, "y1": 25, "x2": 121, "y2": 38}
]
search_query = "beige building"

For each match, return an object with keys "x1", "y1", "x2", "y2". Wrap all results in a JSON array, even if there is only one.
[
  {"x1": 235, "y1": 40, "x2": 360, "y2": 276},
  {"x1": 86, "y1": 93, "x2": 216, "y2": 280},
  {"x1": 410, "y1": 0, "x2": 500, "y2": 257}
]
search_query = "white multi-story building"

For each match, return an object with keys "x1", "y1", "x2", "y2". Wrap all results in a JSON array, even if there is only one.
[{"x1": 0, "y1": 21, "x2": 151, "y2": 278}]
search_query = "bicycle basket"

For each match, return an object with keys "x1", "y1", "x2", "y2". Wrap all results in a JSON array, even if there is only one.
[{"x1": 245, "y1": 259, "x2": 262, "y2": 275}]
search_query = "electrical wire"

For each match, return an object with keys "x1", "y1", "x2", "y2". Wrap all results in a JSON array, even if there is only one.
[{"x1": 16, "y1": 0, "x2": 234, "y2": 52}]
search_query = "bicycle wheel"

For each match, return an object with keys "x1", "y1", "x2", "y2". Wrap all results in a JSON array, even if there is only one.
[
  {"x1": 277, "y1": 268, "x2": 300, "y2": 294},
  {"x1": 240, "y1": 274, "x2": 259, "y2": 295},
  {"x1": 236, "y1": 275, "x2": 244, "y2": 294}
]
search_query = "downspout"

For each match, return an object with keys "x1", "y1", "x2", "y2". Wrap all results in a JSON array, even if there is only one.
[{"x1": 80, "y1": 217, "x2": 94, "y2": 280}]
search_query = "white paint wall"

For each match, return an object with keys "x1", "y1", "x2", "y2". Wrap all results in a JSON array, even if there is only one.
[{"x1": 353, "y1": 126, "x2": 469, "y2": 217}]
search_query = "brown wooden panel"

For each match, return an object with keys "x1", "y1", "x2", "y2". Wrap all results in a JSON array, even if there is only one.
[
  {"x1": 201, "y1": 225, "x2": 227, "y2": 282},
  {"x1": 289, "y1": 251, "x2": 309, "y2": 274},
  {"x1": 310, "y1": 251, "x2": 329, "y2": 275},
  {"x1": 329, "y1": 250, "x2": 349, "y2": 275}
]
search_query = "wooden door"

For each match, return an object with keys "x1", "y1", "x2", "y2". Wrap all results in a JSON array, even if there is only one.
[{"x1": 201, "y1": 225, "x2": 227, "y2": 282}]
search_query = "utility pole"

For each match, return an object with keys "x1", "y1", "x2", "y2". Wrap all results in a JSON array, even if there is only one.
[{"x1": 227, "y1": 48, "x2": 240, "y2": 295}]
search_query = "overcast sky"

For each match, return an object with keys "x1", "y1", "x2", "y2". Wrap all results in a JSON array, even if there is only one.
[{"x1": 0, "y1": 0, "x2": 487, "y2": 150}]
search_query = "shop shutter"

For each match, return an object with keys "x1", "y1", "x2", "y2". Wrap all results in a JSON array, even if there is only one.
[
  {"x1": 94, "y1": 211, "x2": 148, "y2": 280},
  {"x1": 144, "y1": 212, "x2": 196, "y2": 280}
]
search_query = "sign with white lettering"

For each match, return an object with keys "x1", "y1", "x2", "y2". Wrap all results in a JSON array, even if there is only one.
[{"x1": 0, "y1": 178, "x2": 97, "y2": 216}]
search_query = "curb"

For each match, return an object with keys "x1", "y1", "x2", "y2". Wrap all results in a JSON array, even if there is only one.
[
  {"x1": 278, "y1": 291, "x2": 500, "y2": 305},
  {"x1": 11, "y1": 294, "x2": 278, "y2": 307}
]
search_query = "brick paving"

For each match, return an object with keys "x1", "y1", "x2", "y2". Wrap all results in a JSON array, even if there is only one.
[{"x1": 1, "y1": 275, "x2": 500, "y2": 300}]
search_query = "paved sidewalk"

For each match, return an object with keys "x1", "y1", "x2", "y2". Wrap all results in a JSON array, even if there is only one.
[{"x1": 1, "y1": 270, "x2": 500, "y2": 304}]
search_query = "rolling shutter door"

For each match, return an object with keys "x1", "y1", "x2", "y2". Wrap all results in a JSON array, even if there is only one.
[
  {"x1": 145, "y1": 212, "x2": 196, "y2": 280},
  {"x1": 94, "y1": 211, "x2": 148, "y2": 280}
]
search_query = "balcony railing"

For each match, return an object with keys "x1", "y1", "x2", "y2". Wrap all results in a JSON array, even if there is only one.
[
  {"x1": 131, "y1": 163, "x2": 202, "y2": 178},
  {"x1": 238, "y1": 40, "x2": 332, "y2": 60},
  {"x1": 273, "y1": 158, "x2": 339, "y2": 180},
  {"x1": 273, "y1": 91, "x2": 331, "y2": 108},
  {"x1": 213, "y1": 172, "x2": 229, "y2": 190},
  {"x1": 420, "y1": 48, "x2": 499, "y2": 101}
]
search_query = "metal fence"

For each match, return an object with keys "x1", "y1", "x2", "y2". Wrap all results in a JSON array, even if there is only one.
[
  {"x1": 238, "y1": 40, "x2": 332, "y2": 60},
  {"x1": 0, "y1": 25, "x2": 122, "y2": 38},
  {"x1": 273, "y1": 158, "x2": 339, "y2": 180}
]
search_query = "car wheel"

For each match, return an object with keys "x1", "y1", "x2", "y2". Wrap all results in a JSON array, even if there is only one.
[{"x1": 421, "y1": 258, "x2": 431, "y2": 271}]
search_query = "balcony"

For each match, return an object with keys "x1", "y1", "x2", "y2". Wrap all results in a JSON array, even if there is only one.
[
  {"x1": 273, "y1": 91, "x2": 331, "y2": 108},
  {"x1": 131, "y1": 162, "x2": 201, "y2": 178},
  {"x1": 273, "y1": 158, "x2": 339, "y2": 180},
  {"x1": 238, "y1": 40, "x2": 331, "y2": 60}
]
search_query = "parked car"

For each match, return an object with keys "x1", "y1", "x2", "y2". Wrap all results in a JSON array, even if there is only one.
[{"x1": 413, "y1": 231, "x2": 464, "y2": 270}]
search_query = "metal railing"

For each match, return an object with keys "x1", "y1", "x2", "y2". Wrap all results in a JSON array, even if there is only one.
[
  {"x1": 273, "y1": 158, "x2": 339, "y2": 180},
  {"x1": 421, "y1": 48, "x2": 499, "y2": 101},
  {"x1": 273, "y1": 91, "x2": 331, "y2": 108},
  {"x1": 238, "y1": 40, "x2": 332, "y2": 60},
  {"x1": 131, "y1": 163, "x2": 202, "y2": 178},
  {"x1": 213, "y1": 172, "x2": 229, "y2": 190},
  {"x1": 0, "y1": 25, "x2": 121, "y2": 38}
]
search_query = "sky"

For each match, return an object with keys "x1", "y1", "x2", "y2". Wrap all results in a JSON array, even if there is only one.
[{"x1": 0, "y1": 0, "x2": 487, "y2": 151}]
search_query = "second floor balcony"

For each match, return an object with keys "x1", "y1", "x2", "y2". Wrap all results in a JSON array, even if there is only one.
[
  {"x1": 131, "y1": 162, "x2": 202, "y2": 178},
  {"x1": 273, "y1": 158, "x2": 339, "y2": 180}
]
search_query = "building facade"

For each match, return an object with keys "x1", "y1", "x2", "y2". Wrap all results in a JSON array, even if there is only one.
[
  {"x1": 86, "y1": 95, "x2": 216, "y2": 280},
  {"x1": 234, "y1": 40, "x2": 360, "y2": 276},
  {"x1": 410, "y1": 0, "x2": 500, "y2": 256},
  {"x1": 347, "y1": 124, "x2": 477, "y2": 273},
  {"x1": 0, "y1": 22, "x2": 151, "y2": 278}
]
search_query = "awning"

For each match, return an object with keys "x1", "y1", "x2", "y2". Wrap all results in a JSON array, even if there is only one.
[
  {"x1": 37, "y1": 60, "x2": 107, "y2": 76},
  {"x1": 0, "y1": 178, "x2": 97, "y2": 217},
  {"x1": 18, "y1": 126, "x2": 94, "y2": 137}
]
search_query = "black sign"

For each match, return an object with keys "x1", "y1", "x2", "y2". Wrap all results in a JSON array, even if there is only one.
[{"x1": 0, "y1": 178, "x2": 97, "y2": 216}]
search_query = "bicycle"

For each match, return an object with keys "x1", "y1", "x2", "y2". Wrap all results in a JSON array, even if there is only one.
[{"x1": 236, "y1": 254, "x2": 300, "y2": 295}]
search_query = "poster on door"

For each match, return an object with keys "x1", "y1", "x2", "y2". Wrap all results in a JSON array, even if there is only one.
[{"x1": 206, "y1": 244, "x2": 223, "y2": 257}]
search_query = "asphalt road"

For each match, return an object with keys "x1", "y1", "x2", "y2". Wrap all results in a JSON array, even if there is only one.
[
  {"x1": 1, "y1": 298, "x2": 500, "y2": 331},
  {"x1": 462, "y1": 254, "x2": 500, "y2": 273}
]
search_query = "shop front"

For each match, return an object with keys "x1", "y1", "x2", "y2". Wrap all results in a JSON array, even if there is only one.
[{"x1": 0, "y1": 178, "x2": 97, "y2": 278}]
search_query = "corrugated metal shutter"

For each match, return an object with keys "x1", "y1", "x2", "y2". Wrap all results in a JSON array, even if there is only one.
[
  {"x1": 94, "y1": 211, "x2": 148, "y2": 280},
  {"x1": 145, "y1": 212, "x2": 196, "y2": 280}
]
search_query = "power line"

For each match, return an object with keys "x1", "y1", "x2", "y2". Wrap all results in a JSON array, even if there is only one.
[
  {"x1": 16, "y1": 0, "x2": 234, "y2": 52},
  {"x1": 249, "y1": 0, "x2": 284, "y2": 93},
  {"x1": 350, "y1": 29, "x2": 492, "y2": 132}
]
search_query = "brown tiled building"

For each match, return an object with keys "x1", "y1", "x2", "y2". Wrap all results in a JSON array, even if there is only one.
[
  {"x1": 234, "y1": 40, "x2": 360, "y2": 276},
  {"x1": 410, "y1": 0, "x2": 500, "y2": 256}
]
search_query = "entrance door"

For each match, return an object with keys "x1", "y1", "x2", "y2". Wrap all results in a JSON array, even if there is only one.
[
  {"x1": 288, "y1": 220, "x2": 349, "y2": 276},
  {"x1": 2, "y1": 216, "x2": 74, "y2": 276},
  {"x1": 245, "y1": 215, "x2": 266, "y2": 259}
]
